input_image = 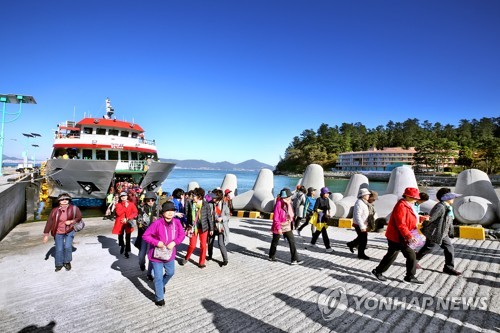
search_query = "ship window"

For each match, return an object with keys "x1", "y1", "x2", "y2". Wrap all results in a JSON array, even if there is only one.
[
  {"x1": 130, "y1": 152, "x2": 138, "y2": 160},
  {"x1": 96, "y1": 128, "x2": 106, "y2": 135},
  {"x1": 82, "y1": 149, "x2": 92, "y2": 160},
  {"x1": 108, "y1": 151, "x2": 119, "y2": 160},
  {"x1": 120, "y1": 151, "x2": 129, "y2": 161},
  {"x1": 83, "y1": 127, "x2": 93, "y2": 134},
  {"x1": 109, "y1": 129, "x2": 119, "y2": 136},
  {"x1": 131, "y1": 132, "x2": 138, "y2": 138},
  {"x1": 120, "y1": 131, "x2": 129, "y2": 137},
  {"x1": 96, "y1": 150, "x2": 106, "y2": 160}
]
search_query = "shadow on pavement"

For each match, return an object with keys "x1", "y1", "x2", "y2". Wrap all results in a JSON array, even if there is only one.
[
  {"x1": 18, "y1": 320, "x2": 56, "y2": 333},
  {"x1": 201, "y1": 299, "x2": 286, "y2": 333},
  {"x1": 97, "y1": 235, "x2": 155, "y2": 302}
]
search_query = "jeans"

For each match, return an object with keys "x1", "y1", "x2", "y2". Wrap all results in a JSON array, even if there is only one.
[
  {"x1": 347, "y1": 225, "x2": 368, "y2": 256},
  {"x1": 151, "y1": 260, "x2": 175, "y2": 302},
  {"x1": 416, "y1": 235, "x2": 455, "y2": 270},
  {"x1": 375, "y1": 239, "x2": 417, "y2": 278},
  {"x1": 54, "y1": 231, "x2": 75, "y2": 267},
  {"x1": 269, "y1": 231, "x2": 299, "y2": 262},
  {"x1": 208, "y1": 232, "x2": 228, "y2": 262},
  {"x1": 138, "y1": 238, "x2": 153, "y2": 275},
  {"x1": 311, "y1": 227, "x2": 331, "y2": 249}
]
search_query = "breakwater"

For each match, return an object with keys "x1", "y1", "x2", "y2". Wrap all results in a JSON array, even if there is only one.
[{"x1": 0, "y1": 172, "x2": 41, "y2": 241}]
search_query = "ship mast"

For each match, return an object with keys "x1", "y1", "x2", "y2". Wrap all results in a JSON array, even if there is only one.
[{"x1": 104, "y1": 98, "x2": 115, "y2": 119}]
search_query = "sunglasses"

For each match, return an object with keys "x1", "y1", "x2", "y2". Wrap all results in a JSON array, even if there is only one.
[{"x1": 146, "y1": 199, "x2": 155, "y2": 202}]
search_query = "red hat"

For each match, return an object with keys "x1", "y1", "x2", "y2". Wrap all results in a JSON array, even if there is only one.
[
  {"x1": 403, "y1": 187, "x2": 420, "y2": 200},
  {"x1": 224, "y1": 189, "x2": 232, "y2": 195}
]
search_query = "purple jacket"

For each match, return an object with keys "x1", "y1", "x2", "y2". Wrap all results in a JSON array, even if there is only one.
[{"x1": 142, "y1": 217, "x2": 185, "y2": 263}]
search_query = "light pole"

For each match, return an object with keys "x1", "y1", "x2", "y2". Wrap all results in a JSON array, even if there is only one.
[
  {"x1": 22, "y1": 133, "x2": 34, "y2": 168},
  {"x1": 0, "y1": 94, "x2": 36, "y2": 176},
  {"x1": 31, "y1": 144, "x2": 39, "y2": 166}
]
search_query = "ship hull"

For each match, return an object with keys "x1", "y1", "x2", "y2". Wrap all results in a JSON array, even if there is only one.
[{"x1": 45, "y1": 159, "x2": 175, "y2": 200}]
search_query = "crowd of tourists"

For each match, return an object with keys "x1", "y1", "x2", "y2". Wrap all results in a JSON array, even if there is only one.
[{"x1": 43, "y1": 181, "x2": 461, "y2": 306}]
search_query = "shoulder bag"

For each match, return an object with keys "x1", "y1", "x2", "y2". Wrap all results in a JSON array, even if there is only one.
[
  {"x1": 72, "y1": 206, "x2": 85, "y2": 232},
  {"x1": 153, "y1": 221, "x2": 175, "y2": 261}
]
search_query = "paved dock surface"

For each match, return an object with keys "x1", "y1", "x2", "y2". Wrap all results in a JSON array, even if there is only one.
[{"x1": 0, "y1": 217, "x2": 499, "y2": 333}]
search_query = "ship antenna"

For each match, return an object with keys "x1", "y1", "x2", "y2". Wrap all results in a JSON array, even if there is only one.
[
  {"x1": 73, "y1": 106, "x2": 76, "y2": 123},
  {"x1": 105, "y1": 97, "x2": 115, "y2": 119}
]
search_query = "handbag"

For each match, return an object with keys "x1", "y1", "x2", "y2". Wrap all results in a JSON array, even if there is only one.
[
  {"x1": 72, "y1": 206, "x2": 85, "y2": 232},
  {"x1": 153, "y1": 246, "x2": 173, "y2": 261},
  {"x1": 408, "y1": 228, "x2": 426, "y2": 250},
  {"x1": 280, "y1": 221, "x2": 291, "y2": 233},
  {"x1": 185, "y1": 226, "x2": 194, "y2": 238},
  {"x1": 153, "y1": 221, "x2": 175, "y2": 261}
]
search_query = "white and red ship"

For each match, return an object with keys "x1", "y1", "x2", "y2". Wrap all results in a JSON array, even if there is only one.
[{"x1": 44, "y1": 98, "x2": 174, "y2": 205}]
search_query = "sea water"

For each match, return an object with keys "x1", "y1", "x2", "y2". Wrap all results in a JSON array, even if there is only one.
[{"x1": 161, "y1": 168, "x2": 388, "y2": 196}]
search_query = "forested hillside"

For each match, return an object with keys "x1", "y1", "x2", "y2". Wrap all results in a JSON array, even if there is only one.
[{"x1": 276, "y1": 118, "x2": 500, "y2": 174}]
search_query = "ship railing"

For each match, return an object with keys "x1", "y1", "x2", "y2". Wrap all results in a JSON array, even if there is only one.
[{"x1": 138, "y1": 138, "x2": 156, "y2": 146}]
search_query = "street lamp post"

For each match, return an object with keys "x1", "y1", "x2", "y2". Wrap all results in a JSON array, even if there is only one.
[
  {"x1": 21, "y1": 133, "x2": 41, "y2": 168},
  {"x1": 0, "y1": 94, "x2": 36, "y2": 176},
  {"x1": 32, "y1": 144, "x2": 39, "y2": 166}
]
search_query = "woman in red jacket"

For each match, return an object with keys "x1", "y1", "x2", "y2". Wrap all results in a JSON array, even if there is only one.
[
  {"x1": 372, "y1": 187, "x2": 423, "y2": 284},
  {"x1": 43, "y1": 193, "x2": 82, "y2": 272},
  {"x1": 112, "y1": 191, "x2": 138, "y2": 258}
]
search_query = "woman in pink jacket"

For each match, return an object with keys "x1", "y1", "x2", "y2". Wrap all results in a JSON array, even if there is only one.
[
  {"x1": 268, "y1": 188, "x2": 302, "y2": 265},
  {"x1": 143, "y1": 201, "x2": 185, "y2": 306}
]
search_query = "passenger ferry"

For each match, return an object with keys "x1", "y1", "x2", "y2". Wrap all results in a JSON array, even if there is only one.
[{"x1": 44, "y1": 98, "x2": 175, "y2": 205}]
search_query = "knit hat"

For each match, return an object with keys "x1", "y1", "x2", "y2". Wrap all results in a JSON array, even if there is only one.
[{"x1": 358, "y1": 188, "x2": 371, "y2": 198}]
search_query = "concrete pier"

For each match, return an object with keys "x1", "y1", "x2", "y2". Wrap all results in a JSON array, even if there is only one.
[{"x1": 0, "y1": 216, "x2": 499, "y2": 332}]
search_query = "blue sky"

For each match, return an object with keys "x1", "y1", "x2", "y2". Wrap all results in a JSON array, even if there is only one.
[{"x1": 1, "y1": 0, "x2": 499, "y2": 166}]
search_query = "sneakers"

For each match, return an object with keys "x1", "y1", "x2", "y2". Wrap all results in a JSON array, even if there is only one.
[
  {"x1": 443, "y1": 268, "x2": 462, "y2": 276},
  {"x1": 63, "y1": 263, "x2": 72, "y2": 271},
  {"x1": 219, "y1": 261, "x2": 228, "y2": 267},
  {"x1": 325, "y1": 248, "x2": 334, "y2": 253},
  {"x1": 347, "y1": 243, "x2": 355, "y2": 253},
  {"x1": 371, "y1": 269, "x2": 387, "y2": 282},
  {"x1": 403, "y1": 276, "x2": 424, "y2": 284},
  {"x1": 124, "y1": 252, "x2": 129, "y2": 259},
  {"x1": 291, "y1": 260, "x2": 303, "y2": 265},
  {"x1": 155, "y1": 299, "x2": 165, "y2": 306},
  {"x1": 268, "y1": 257, "x2": 277, "y2": 262},
  {"x1": 140, "y1": 264, "x2": 146, "y2": 271},
  {"x1": 146, "y1": 274, "x2": 154, "y2": 281},
  {"x1": 55, "y1": 266, "x2": 63, "y2": 272},
  {"x1": 308, "y1": 243, "x2": 318, "y2": 248},
  {"x1": 206, "y1": 256, "x2": 212, "y2": 261},
  {"x1": 179, "y1": 259, "x2": 187, "y2": 266},
  {"x1": 358, "y1": 255, "x2": 370, "y2": 260},
  {"x1": 199, "y1": 264, "x2": 207, "y2": 269}
]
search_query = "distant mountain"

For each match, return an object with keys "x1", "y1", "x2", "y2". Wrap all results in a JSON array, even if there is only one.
[
  {"x1": 160, "y1": 158, "x2": 275, "y2": 171},
  {"x1": 2, "y1": 154, "x2": 23, "y2": 163}
]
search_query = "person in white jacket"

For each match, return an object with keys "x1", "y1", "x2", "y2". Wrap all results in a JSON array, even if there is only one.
[{"x1": 346, "y1": 188, "x2": 374, "y2": 260}]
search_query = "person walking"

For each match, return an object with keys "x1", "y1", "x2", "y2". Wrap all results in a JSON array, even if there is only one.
[
  {"x1": 292, "y1": 185, "x2": 306, "y2": 231},
  {"x1": 297, "y1": 187, "x2": 317, "y2": 236},
  {"x1": 42, "y1": 193, "x2": 83, "y2": 272},
  {"x1": 181, "y1": 187, "x2": 214, "y2": 268},
  {"x1": 142, "y1": 201, "x2": 185, "y2": 306},
  {"x1": 171, "y1": 188, "x2": 187, "y2": 226},
  {"x1": 269, "y1": 188, "x2": 302, "y2": 265},
  {"x1": 309, "y1": 187, "x2": 334, "y2": 253},
  {"x1": 135, "y1": 191, "x2": 160, "y2": 279},
  {"x1": 372, "y1": 187, "x2": 424, "y2": 284},
  {"x1": 207, "y1": 189, "x2": 231, "y2": 266},
  {"x1": 112, "y1": 191, "x2": 138, "y2": 258},
  {"x1": 347, "y1": 188, "x2": 376, "y2": 260},
  {"x1": 416, "y1": 188, "x2": 462, "y2": 275}
]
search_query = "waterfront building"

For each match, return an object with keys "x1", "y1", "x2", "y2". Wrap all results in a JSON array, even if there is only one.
[{"x1": 337, "y1": 147, "x2": 416, "y2": 172}]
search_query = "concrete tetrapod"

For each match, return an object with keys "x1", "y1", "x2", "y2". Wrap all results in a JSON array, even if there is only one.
[
  {"x1": 453, "y1": 169, "x2": 499, "y2": 226},
  {"x1": 334, "y1": 174, "x2": 369, "y2": 218},
  {"x1": 299, "y1": 164, "x2": 325, "y2": 199},
  {"x1": 220, "y1": 173, "x2": 238, "y2": 197},
  {"x1": 373, "y1": 166, "x2": 419, "y2": 221},
  {"x1": 232, "y1": 168, "x2": 275, "y2": 213}
]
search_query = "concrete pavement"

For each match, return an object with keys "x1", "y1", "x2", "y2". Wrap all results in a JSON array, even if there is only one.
[{"x1": 0, "y1": 216, "x2": 499, "y2": 333}]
